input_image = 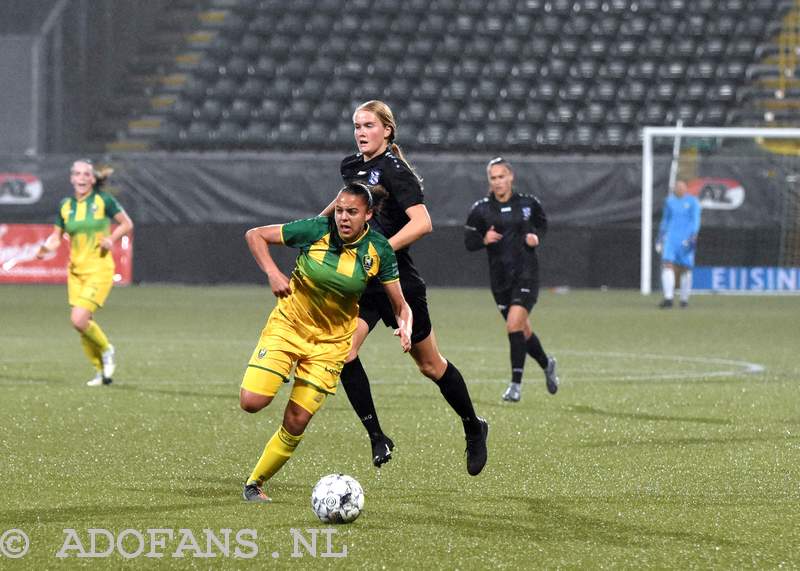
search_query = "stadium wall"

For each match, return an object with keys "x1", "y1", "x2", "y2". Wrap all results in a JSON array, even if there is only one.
[{"x1": 0, "y1": 153, "x2": 784, "y2": 288}]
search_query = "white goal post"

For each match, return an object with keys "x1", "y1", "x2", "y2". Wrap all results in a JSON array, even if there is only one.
[{"x1": 640, "y1": 126, "x2": 800, "y2": 294}]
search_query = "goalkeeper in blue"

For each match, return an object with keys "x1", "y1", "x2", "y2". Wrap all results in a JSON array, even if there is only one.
[{"x1": 656, "y1": 179, "x2": 702, "y2": 308}]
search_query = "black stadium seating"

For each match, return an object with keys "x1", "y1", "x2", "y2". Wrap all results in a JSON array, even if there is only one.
[{"x1": 112, "y1": 0, "x2": 798, "y2": 152}]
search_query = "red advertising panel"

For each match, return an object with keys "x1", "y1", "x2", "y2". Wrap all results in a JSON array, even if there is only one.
[{"x1": 0, "y1": 223, "x2": 133, "y2": 284}]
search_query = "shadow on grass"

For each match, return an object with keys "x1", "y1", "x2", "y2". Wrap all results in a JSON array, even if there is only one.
[
  {"x1": 370, "y1": 492, "x2": 737, "y2": 549},
  {"x1": 112, "y1": 384, "x2": 235, "y2": 401},
  {"x1": 0, "y1": 498, "x2": 243, "y2": 526},
  {"x1": 567, "y1": 404, "x2": 731, "y2": 425}
]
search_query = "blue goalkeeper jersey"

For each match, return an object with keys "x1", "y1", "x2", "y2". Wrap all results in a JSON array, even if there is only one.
[{"x1": 659, "y1": 193, "x2": 701, "y2": 267}]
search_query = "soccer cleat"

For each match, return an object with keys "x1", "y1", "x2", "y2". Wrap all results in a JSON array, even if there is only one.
[
  {"x1": 370, "y1": 434, "x2": 395, "y2": 468},
  {"x1": 465, "y1": 417, "x2": 489, "y2": 476},
  {"x1": 658, "y1": 299, "x2": 673, "y2": 309},
  {"x1": 680, "y1": 300, "x2": 689, "y2": 308},
  {"x1": 501, "y1": 381, "x2": 521, "y2": 402},
  {"x1": 242, "y1": 482, "x2": 272, "y2": 503},
  {"x1": 545, "y1": 357, "x2": 559, "y2": 395},
  {"x1": 101, "y1": 344, "x2": 116, "y2": 378},
  {"x1": 86, "y1": 372, "x2": 112, "y2": 387}
]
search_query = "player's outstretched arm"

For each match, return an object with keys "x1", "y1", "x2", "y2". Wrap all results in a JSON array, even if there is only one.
[
  {"x1": 36, "y1": 226, "x2": 63, "y2": 258},
  {"x1": 244, "y1": 224, "x2": 290, "y2": 298},
  {"x1": 383, "y1": 281, "x2": 412, "y2": 352}
]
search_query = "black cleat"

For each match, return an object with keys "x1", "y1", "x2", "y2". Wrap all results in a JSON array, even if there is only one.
[
  {"x1": 658, "y1": 299, "x2": 673, "y2": 309},
  {"x1": 370, "y1": 434, "x2": 395, "y2": 467},
  {"x1": 242, "y1": 482, "x2": 271, "y2": 503},
  {"x1": 545, "y1": 357, "x2": 559, "y2": 395},
  {"x1": 680, "y1": 300, "x2": 688, "y2": 308},
  {"x1": 465, "y1": 418, "x2": 489, "y2": 476}
]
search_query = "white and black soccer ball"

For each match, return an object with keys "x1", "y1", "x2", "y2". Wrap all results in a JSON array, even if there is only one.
[{"x1": 311, "y1": 473, "x2": 364, "y2": 524}]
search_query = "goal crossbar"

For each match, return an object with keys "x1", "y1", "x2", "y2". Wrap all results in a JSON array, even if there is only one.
[{"x1": 640, "y1": 126, "x2": 800, "y2": 294}]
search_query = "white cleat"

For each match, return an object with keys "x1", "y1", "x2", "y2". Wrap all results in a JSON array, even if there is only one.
[
  {"x1": 87, "y1": 372, "x2": 112, "y2": 386},
  {"x1": 101, "y1": 344, "x2": 116, "y2": 378},
  {"x1": 501, "y1": 381, "x2": 521, "y2": 402}
]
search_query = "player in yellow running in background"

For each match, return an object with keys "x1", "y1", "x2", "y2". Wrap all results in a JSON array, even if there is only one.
[
  {"x1": 37, "y1": 159, "x2": 133, "y2": 386},
  {"x1": 240, "y1": 182, "x2": 412, "y2": 503}
]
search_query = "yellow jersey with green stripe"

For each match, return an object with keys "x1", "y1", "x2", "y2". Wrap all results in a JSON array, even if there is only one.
[
  {"x1": 278, "y1": 216, "x2": 399, "y2": 343},
  {"x1": 56, "y1": 190, "x2": 123, "y2": 275}
]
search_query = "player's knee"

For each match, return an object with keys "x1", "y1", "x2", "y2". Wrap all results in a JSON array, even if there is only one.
[
  {"x1": 239, "y1": 392, "x2": 272, "y2": 413},
  {"x1": 417, "y1": 359, "x2": 443, "y2": 380},
  {"x1": 283, "y1": 405, "x2": 311, "y2": 435},
  {"x1": 70, "y1": 314, "x2": 89, "y2": 331}
]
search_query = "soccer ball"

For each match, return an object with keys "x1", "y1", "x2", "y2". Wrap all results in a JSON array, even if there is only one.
[{"x1": 311, "y1": 473, "x2": 364, "y2": 524}]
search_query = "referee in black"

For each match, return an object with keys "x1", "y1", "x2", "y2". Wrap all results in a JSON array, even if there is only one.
[{"x1": 464, "y1": 157, "x2": 559, "y2": 402}]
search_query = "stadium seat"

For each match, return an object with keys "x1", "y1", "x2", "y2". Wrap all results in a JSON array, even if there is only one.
[
  {"x1": 530, "y1": 80, "x2": 557, "y2": 103},
  {"x1": 589, "y1": 80, "x2": 619, "y2": 103},
  {"x1": 537, "y1": 125, "x2": 566, "y2": 149},
  {"x1": 519, "y1": 100, "x2": 548, "y2": 124},
  {"x1": 504, "y1": 80, "x2": 530, "y2": 102},
  {"x1": 547, "y1": 104, "x2": 576, "y2": 125},
  {"x1": 223, "y1": 55, "x2": 249, "y2": 80},
  {"x1": 281, "y1": 99, "x2": 313, "y2": 123},
  {"x1": 650, "y1": 81, "x2": 678, "y2": 103},
  {"x1": 627, "y1": 61, "x2": 658, "y2": 81},
  {"x1": 483, "y1": 60, "x2": 513, "y2": 80},
  {"x1": 301, "y1": 122, "x2": 332, "y2": 147},
  {"x1": 606, "y1": 102, "x2": 638, "y2": 124},
  {"x1": 698, "y1": 37, "x2": 728, "y2": 60},
  {"x1": 472, "y1": 80, "x2": 501, "y2": 102},
  {"x1": 560, "y1": 80, "x2": 588, "y2": 102},
  {"x1": 460, "y1": 101, "x2": 489, "y2": 124},
  {"x1": 638, "y1": 103, "x2": 667, "y2": 125},
  {"x1": 506, "y1": 124, "x2": 537, "y2": 149},
  {"x1": 209, "y1": 77, "x2": 237, "y2": 103},
  {"x1": 617, "y1": 81, "x2": 648, "y2": 102},
  {"x1": 416, "y1": 123, "x2": 448, "y2": 148},
  {"x1": 240, "y1": 77, "x2": 266, "y2": 102},
  {"x1": 404, "y1": 100, "x2": 430, "y2": 124},
  {"x1": 619, "y1": 16, "x2": 649, "y2": 38},
  {"x1": 170, "y1": 99, "x2": 195, "y2": 125},
  {"x1": 522, "y1": 37, "x2": 552, "y2": 60},
  {"x1": 215, "y1": 120, "x2": 241, "y2": 147},
  {"x1": 445, "y1": 79, "x2": 471, "y2": 102},
  {"x1": 454, "y1": 58, "x2": 482, "y2": 79},
  {"x1": 477, "y1": 124, "x2": 508, "y2": 148},
  {"x1": 680, "y1": 81, "x2": 710, "y2": 103},
  {"x1": 432, "y1": 100, "x2": 460, "y2": 125},
  {"x1": 716, "y1": 61, "x2": 747, "y2": 81},
  {"x1": 576, "y1": 102, "x2": 607, "y2": 125},
  {"x1": 668, "y1": 103, "x2": 699, "y2": 124},
  {"x1": 250, "y1": 99, "x2": 279, "y2": 125},
  {"x1": 566, "y1": 125, "x2": 597, "y2": 150},
  {"x1": 227, "y1": 98, "x2": 252, "y2": 125},
  {"x1": 490, "y1": 101, "x2": 518, "y2": 125},
  {"x1": 597, "y1": 59, "x2": 628, "y2": 81},
  {"x1": 445, "y1": 125, "x2": 478, "y2": 150}
]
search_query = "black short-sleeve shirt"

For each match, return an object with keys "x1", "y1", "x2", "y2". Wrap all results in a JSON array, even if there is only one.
[{"x1": 341, "y1": 148, "x2": 425, "y2": 289}]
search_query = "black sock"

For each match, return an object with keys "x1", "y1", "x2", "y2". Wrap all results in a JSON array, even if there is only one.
[
  {"x1": 508, "y1": 331, "x2": 527, "y2": 384},
  {"x1": 526, "y1": 332, "x2": 549, "y2": 369},
  {"x1": 434, "y1": 361, "x2": 479, "y2": 432},
  {"x1": 339, "y1": 357, "x2": 384, "y2": 439}
]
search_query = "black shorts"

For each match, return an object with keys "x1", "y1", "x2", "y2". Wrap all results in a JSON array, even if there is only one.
[
  {"x1": 492, "y1": 281, "x2": 539, "y2": 319},
  {"x1": 358, "y1": 282, "x2": 433, "y2": 345}
]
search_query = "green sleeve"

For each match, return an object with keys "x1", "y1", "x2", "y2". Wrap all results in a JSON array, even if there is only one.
[
  {"x1": 100, "y1": 192, "x2": 123, "y2": 218},
  {"x1": 54, "y1": 197, "x2": 68, "y2": 229},
  {"x1": 281, "y1": 217, "x2": 329, "y2": 248},
  {"x1": 375, "y1": 237, "x2": 399, "y2": 283}
]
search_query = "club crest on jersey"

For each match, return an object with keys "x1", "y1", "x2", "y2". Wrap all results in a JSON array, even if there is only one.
[
  {"x1": 258, "y1": 348, "x2": 267, "y2": 359},
  {"x1": 362, "y1": 253, "x2": 374, "y2": 272},
  {"x1": 368, "y1": 169, "x2": 381, "y2": 185},
  {"x1": 522, "y1": 207, "x2": 531, "y2": 220}
]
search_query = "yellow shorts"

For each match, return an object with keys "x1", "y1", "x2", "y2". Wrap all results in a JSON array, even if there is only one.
[
  {"x1": 68, "y1": 270, "x2": 114, "y2": 311},
  {"x1": 240, "y1": 310, "x2": 349, "y2": 413}
]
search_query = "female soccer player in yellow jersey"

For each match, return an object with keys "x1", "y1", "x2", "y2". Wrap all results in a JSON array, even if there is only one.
[
  {"x1": 36, "y1": 159, "x2": 133, "y2": 386},
  {"x1": 240, "y1": 183, "x2": 412, "y2": 503}
]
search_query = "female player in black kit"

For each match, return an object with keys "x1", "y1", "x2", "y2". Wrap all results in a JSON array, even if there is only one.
[
  {"x1": 328, "y1": 100, "x2": 488, "y2": 476},
  {"x1": 464, "y1": 157, "x2": 559, "y2": 403}
]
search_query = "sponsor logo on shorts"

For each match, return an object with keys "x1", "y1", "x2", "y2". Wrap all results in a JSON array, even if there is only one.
[{"x1": 257, "y1": 348, "x2": 267, "y2": 359}]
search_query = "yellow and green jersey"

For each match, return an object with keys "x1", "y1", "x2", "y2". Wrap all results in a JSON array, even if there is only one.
[
  {"x1": 56, "y1": 190, "x2": 124, "y2": 275},
  {"x1": 278, "y1": 216, "x2": 399, "y2": 343}
]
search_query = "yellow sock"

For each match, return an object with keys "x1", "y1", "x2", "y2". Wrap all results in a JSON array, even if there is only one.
[
  {"x1": 82, "y1": 320, "x2": 110, "y2": 352},
  {"x1": 79, "y1": 333, "x2": 102, "y2": 370},
  {"x1": 247, "y1": 425, "x2": 304, "y2": 486}
]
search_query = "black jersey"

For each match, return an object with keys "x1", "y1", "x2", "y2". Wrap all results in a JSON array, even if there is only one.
[
  {"x1": 464, "y1": 192, "x2": 548, "y2": 291},
  {"x1": 341, "y1": 148, "x2": 425, "y2": 288}
]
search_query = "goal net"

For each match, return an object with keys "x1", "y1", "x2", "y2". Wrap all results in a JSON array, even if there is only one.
[{"x1": 641, "y1": 126, "x2": 800, "y2": 295}]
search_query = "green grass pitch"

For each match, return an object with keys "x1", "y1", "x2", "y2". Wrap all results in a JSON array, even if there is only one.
[{"x1": 1, "y1": 285, "x2": 798, "y2": 569}]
